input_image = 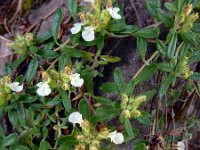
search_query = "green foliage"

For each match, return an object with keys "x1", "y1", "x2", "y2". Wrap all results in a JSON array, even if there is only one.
[{"x1": 1, "y1": 0, "x2": 200, "y2": 149}]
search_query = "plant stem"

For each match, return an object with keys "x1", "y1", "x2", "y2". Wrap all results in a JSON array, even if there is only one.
[
  {"x1": 46, "y1": 58, "x2": 59, "y2": 71},
  {"x1": 132, "y1": 50, "x2": 159, "y2": 79},
  {"x1": 105, "y1": 31, "x2": 130, "y2": 38},
  {"x1": 53, "y1": 39, "x2": 70, "y2": 52}
]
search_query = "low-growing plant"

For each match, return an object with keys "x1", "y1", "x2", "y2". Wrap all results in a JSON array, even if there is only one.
[{"x1": 0, "y1": 0, "x2": 200, "y2": 149}]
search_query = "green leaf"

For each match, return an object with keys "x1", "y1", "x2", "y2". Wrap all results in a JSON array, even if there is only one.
[
  {"x1": 135, "y1": 143, "x2": 146, "y2": 150},
  {"x1": 39, "y1": 140, "x2": 51, "y2": 150},
  {"x1": 156, "y1": 40, "x2": 167, "y2": 56},
  {"x1": 36, "y1": 31, "x2": 52, "y2": 44},
  {"x1": 164, "y1": 2, "x2": 177, "y2": 12},
  {"x1": 167, "y1": 33, "x2": 177, "y2": 59},
  {"x1": 37, "y1": 43, "x2": 58, "y2": 59},
  {"x1": 125, "y1": 118, "x2": 135, "y2": 137},
  {"x1": 26, "y1": 58, "x2": 39, "y2": 85},
  {"x1": 134, "y1": 27, "x2": 160, "y2": 39},
  {"x1": 97, "y1": 33, "x2": 105, "y2": 49},
  {"x1": 114, "y1": 68, "x2": 125, "y2": 95},
  {"x1": 188, "y1": 50, "x2": 200, "y2": 64},
  {"x1": 192, "y1": 23, "x2": 200, "y2": 33},
  {"x1": 94, "y1": 96, "x2": 113, "y2": 106},
  {"x1": 8, "y1": 110, "x2": 19, "y2": 127},
  {"x1": 81, "y1": 69, "x2": 94, "y2": 94},
  {"x1": 58, "y1": 135, "x2": 78, "y2": 149},
  {"x1": 59, "y1": 52, "x2": 72, "y2": 71},
  {"x1": 19, "y1": 94, "x2": 38, "y2": 103},
  {"x1": 95, "y1": 106, "x2": 119, "y2": 122},
  {"x1": 158, "y1": 72, "x2": 176, "y2": 97},
  {"x1": 156, "y1": 8, "x2": 173, "y2": 27},
  {"x1": 145, "y1": 1, "x2": 157, "y2": 18},
  {"x1": 136, "y1": 112, "x2": 152, "y2": 126},
  {"x1": 62, "y1": 46, "x2": 94, "y2": 59},
  {"x1": 78, "y1": 99, "x2": 90, "y2": 119},
  {"x1": 135, "y1": 64, "x2": 157, "y2": 84},
  {"x1": 65, "y1": 0, "x2": 77, "y2": 20},
  {"x1": 100, "y1": 55, "x2": 121, "y2": 63},
  {"x1": 17, "y1": 106, "x2": 26, "y2": 126},
  {"x1": 0, "y1": 133, "x2": 18, "y2": 147},
  {"x1": 10, "y1": 55, "x2": 27, "y2": 70},
  {"x1": 179, "y1": 31, "x2": 195, "y2": 45},
  {"x1": 99, "y1": 82, "x2": 117, "y2": 93},
  {"x1": 156, "y1": 62, "x2": 172, "y2": 72},
  {"x1": 191, "y1": 72, "x2": 200, "y2": 80},
  {"x1": 126, "y1": 79, "x2": 136, "y2": 95},
  {"x1": 52, "y1": 8, "x2": 64, "y2": 44},
  {"x1": 61, "y1": 91, "x2": 71, "y2": 112},
  {"x1": 143, "y1": 90, "x2": 156, "y2": 101},
  {"x1": 137, "y1": 37, "x2": 147, "y2": 62}
]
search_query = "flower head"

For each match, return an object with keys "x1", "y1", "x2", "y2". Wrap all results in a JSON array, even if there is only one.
[
  {"x1": 70, "y1": 73, "x2": 84, "y2": 87},
  {"x1": 177, "y1": 141, "x2": 185, "y2": 150},
  {"x1": 82, "y1": 26, "x2": 95, "y2": 41},
  {"x1": 108, "y1": 131, "x2": 124, "y2": 145},
  {"x1": 71, "y1": 23, "x2": 84, "y2": 34},
  {"x1": 107, "y1": 7, "x2": 121, "y2": 19},
  {"x1": 36, "y1": 81, "x2": 51, "y2": 97},
  {"x1": 8, "y1": 82, "x2": 23, "y2": 92},
  {"x1": 68, "y1": 112, "x2": 83, "y2": 125},
  {"x1": 84, "y1": 0, "x2": 94, "y2": 3}
]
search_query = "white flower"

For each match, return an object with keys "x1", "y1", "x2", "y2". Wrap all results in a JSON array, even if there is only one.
[
  {"x1": 71, "y1": 23, "x2": 84, "y2": 34},
  {"x1": 84, "y1": 0, "x2": 94, "y2": 3},
  {"x1": 68, "y1": 112, "x2": 83, "y2": 125},
  {"x1": 8, "y1": 82, "x2": 23, "y2": 92},
  {"x1": 107, "y1": 7, "x2": 121, "y2": 19},
  {"x1": 82, "y1": 26, "x2": 95, "y2": 41},
  {"x1": 36, "y1": 81, "x2": 51, "y2": 97},
  {"x1": 177, "y1": 141, "x2": 185, "y2": 150},
  {"x1": 108, "y1": 131, "x2": 124, "y2": 145},
  {"x1": 69, "y1": 73, "x2": 84, "y2": 87}
]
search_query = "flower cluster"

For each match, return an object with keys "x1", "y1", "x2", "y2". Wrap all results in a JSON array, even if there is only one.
[
  {"x1": 7, "y1": 33, "x2": 34, "y2": 54},
  {"x1": 70, "y1": 0, "x2": 122, "y2": 41},
  {"x1": 175, "y1": 4, "x2": 199, "y2": 31},
  {"x1": 36, "y1": 66, "x2": 84, "y2": 97},
  {"x1": 177, "y1": 57, "x2": 193, "y2": 79},
  {"x1": 0, "y1": 76, "x2": 23, "y2": 105},
  {"x1": 68, "y1": 112, "x2": 124, "y2": 149},
  {"x1": 120, "y1": 94, "x2": 146, "y2": 121}
]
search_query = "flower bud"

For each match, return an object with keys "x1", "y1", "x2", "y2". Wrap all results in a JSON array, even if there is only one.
[
  {"x1": 41, "y1": 71, "x2": 51, "y2": 82},
  {"x1": 90, "y1": 140, "x2": 100, "y2": 148},
  {"x1": 130, "y1": 108, "x2": 141, "y2": 117},
  {"x1": 75, "y1": 143, "x2": 86, "y2": 150},
  {"x1": 184, "y1": 4, "x2": 192, "y2": 16},
  {"x1": 121, "y1": 109, "x2": 131, "y2": 118},
  {"x1": 121, "y1": 94, "x2": 129, "y2": 109},
  {"x1": 81, "y1": 119, "x2": 91, "y2": 136},
  {"x1": 96, "y1": 127, "x2": 109, "y2": 140},
  {"x1": 77, "y1": 134, "x2": 85, "y2": 142},
  {"x1": 106, "y1": 0, "x2": 112, "y2": 8}
]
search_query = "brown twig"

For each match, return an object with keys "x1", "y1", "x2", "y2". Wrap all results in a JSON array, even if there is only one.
[{"x1": 8, "y1": 0, "x2": 22, "y2": 24}]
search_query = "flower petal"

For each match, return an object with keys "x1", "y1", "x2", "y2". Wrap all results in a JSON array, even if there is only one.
[
  {"x1": 82, "y1": 26, "x2": 95, "y2": 41},
  {"x1": 71, "y1": 23, "x2": 83, "y2": 34},
  {"x1": 70, "y1": 73, "x2": 84, "y2": 87},
  {"x1": 108, "y1": 131, "x2": 124, "y2": 145},
  {"x1": 107, "y1": 7, "x2": 121, "y2": 20},
  {"x1": 9, "y1": 82, "x2": 23, "y2": 92},
  {"x1": 68, "y1": 112, "x2": 83, "y2": 125},
  {"x1": 36, "y1": 82, "x2": 51, "y2": 96},
  {"x1": 84, "y1": 0, "x2": 94, "y2": 3}
]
